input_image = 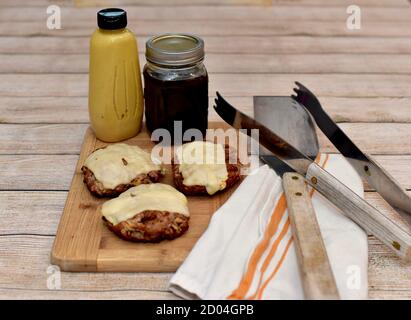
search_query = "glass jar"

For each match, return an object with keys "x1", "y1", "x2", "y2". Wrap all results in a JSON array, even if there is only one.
[{"x1": 143, "y1": 34, "x2": 208, "y2": 142}]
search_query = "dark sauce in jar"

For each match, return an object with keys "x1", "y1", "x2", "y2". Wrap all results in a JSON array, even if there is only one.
[
  {"x1": 144, "y1": 34, "x2": 208, "y2": 144},
  {"x1": 143, "y1": 70, "x2": 208, "y2": 139}
]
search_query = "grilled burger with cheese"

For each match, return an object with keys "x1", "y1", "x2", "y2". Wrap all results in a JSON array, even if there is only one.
[
  {"x1": 172, "y1": 141, "x2": 241, "y2": 196},
  {"x1": 82, "y1": 143, "x2": 164, "y2": 197},
  {"x1": 102, "y1": 183, "x2": 189, "y2": 242}
]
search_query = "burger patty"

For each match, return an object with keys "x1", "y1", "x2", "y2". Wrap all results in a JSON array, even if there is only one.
[
  {"x1": 103, "y1": 210, "x2": 189, "y2": 242},
  {"x1": 81, "y1": 166, "x2": 163, "y2": 198},
  {"x1": 172, "y1": 144, "x2": 241, "y2": 195}
]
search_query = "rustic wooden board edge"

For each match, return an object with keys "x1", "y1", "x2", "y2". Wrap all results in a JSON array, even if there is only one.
[
  {"x1": 96, "y1": 248, "x2": 189, "y2": 273},
  {"x1": 51, "y1": 127, "x2": 101, "y2": 272}
]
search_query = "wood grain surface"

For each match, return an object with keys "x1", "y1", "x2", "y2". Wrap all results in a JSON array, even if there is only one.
[{"x1": 0, "y1": 0, "x2": 410, "y2": 299}]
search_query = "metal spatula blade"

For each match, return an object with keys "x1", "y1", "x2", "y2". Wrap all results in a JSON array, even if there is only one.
[{"x1": 254, "y1": 96, "x2": 319, "y2": 161}]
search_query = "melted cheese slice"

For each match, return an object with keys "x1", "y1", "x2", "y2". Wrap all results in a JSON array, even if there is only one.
[
  {"x1": 84, "y1": 143, "x2": 161, "y2": 189},
  {"x1": 102, "y1": 183, "x2": 189, "y2": 225},
  {"x1": 175, "y1": 141, "x2": 228, "y2": 195}
]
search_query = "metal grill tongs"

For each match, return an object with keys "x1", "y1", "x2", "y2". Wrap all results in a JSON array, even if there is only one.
[{"x1": 214, "y1": 91, "x2": 411, "y2": 261}]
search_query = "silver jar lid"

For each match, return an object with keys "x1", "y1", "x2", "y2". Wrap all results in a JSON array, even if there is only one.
[{"x1": 145, "y1": 34, "x2": 205, "y2": 67}]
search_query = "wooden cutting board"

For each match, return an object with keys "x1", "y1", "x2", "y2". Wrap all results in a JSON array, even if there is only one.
[{"x1": 51, "y1": 122, "x2": 241, "y2": 272}]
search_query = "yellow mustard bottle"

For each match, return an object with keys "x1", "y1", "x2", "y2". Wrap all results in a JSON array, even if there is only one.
[{"x1": 88, "y1": 8, "x2": 144, "y2": 142}]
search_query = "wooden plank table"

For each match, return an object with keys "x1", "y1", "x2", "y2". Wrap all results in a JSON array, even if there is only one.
[{"x1": 0, "y1": 0, "x2": 410, "y2": 299}]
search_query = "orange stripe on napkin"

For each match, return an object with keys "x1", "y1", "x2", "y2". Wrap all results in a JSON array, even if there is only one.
[
  {"x1": 227, "y1": 193, "x2": 288, "y2": 300},
  {"x1": 247, "y1": 219, "x2": 291, "y2": 300},
  {"x1": 227, "y1": 154, "x2": 328, "y2": 300},
  {"x1": 255, "y1": 237, "x2": 294, "y2": 300},
  {"x1": 255, "y1": 153, "x2": 330, "y2": 299},
  {"x1": 252, "y1": 154, "x2": 328, "y2": 299}
]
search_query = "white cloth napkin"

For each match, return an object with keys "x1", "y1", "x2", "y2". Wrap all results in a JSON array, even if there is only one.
[{"x1": 169, "y1": 154, "x2": 368, "y2": 300}]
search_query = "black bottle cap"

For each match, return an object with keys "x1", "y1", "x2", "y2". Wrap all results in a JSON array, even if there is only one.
[{"x1": 97, "y1": 8, "x2": 127, "y2": 30}]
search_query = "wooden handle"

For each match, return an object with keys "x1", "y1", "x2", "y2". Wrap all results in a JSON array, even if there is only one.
[
  {"x1": 306, "y1": 163, "x2": 411, "y2": 261},
  {"x1": 283, "y1": 173, "x2": 340, "y2": 300}
]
